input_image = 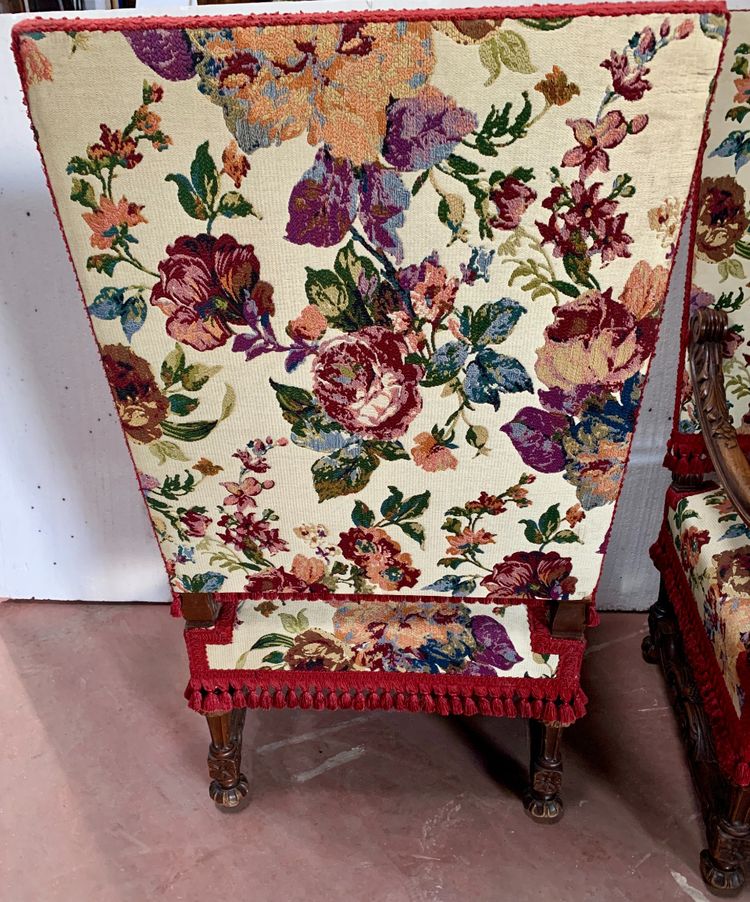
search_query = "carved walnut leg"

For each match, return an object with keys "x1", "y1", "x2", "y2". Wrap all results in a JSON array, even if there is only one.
[
  {"x1": 641, "y1": 579, "x2": 672, "y2": 665},
  {"x1": 524, "y1": 719, "x2": 564, "y2": 823},
  {"x1": 700, "y1": 786, "x2": 750, "y2": 896},
  {"x1": 206, "y1": 708, "x2": 249, "y2": 811}
]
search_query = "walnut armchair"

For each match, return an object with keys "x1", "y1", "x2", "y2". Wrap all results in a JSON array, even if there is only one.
[{"x1": 13, "y1": 4, "x2": 723, "y2": 823}]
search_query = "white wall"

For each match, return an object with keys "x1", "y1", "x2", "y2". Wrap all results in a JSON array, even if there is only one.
[{"x1": 0, "y1": 1, "x2": 696, "y2": 606}]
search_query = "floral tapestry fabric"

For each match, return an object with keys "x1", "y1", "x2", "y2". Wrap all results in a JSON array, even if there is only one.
[
  {"x1": 666, "y1": 487, "x2": 750, "y2": 717},
  {"x1": 16, "y1": 9, "x2": 723, "y2": 603},
  {"x1": 675, "y1": 12, "x2": 750, "y2": 449},
  {"x1": 204, "y1": 597, "x2": 557, "y2": 679}
]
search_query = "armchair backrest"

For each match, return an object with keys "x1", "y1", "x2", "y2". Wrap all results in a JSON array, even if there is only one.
[{"x1": 14, "y1": 6, "x2": 724, "y2": 604}]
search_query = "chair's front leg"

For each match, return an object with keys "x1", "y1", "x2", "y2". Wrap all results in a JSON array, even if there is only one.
[
  {"x1": 206, "y1": 708, "x2": 249, "y2": 811},
  {"x1": 524, "y1": 719, "x2": 564, "y2": 823}
]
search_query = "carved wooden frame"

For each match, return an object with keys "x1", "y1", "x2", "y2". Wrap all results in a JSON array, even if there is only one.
[{"x1": 689, "y1": 307, "x2": 750, "y2": 525}]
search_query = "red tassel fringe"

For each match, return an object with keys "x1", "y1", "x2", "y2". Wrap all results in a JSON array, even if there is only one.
[
  {"x1": 183, "y1": 680, "x2": 588, "y2": 724},
  {"x1": 651, "y1": 524, "x2": 750, "y2": 785}
]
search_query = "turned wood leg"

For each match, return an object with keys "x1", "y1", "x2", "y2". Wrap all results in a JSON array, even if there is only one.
[
  {"x1": 206, "y1": 708, "x2": 249, "y2": 811},
  {"x1": 641, "y1": 579, "x2": 671, "y2": 665},
  {"x1": 700, "y1": 786, "x2": 750, "y2": 897},
  {"x1": 524, "y1": 719, "x2": 564, "y2": 823}
]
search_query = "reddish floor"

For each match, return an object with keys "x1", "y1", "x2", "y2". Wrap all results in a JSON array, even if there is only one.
[{"x1": 0, "y1": 604, "x2": 715, "y2": 902}]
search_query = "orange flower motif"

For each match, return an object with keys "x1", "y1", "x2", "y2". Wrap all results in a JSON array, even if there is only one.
[
  {"x1": 288, "y1": 305, "x2": 327, "y2": 342},
  {"x1": 192, "y1": 23, "x2": 434, "y2": 164},
  {"x1": 19, "y1": 37, "x2": 53, "y2": 85},
  {"x1": 221, "y1": 140, "x2": 251, "y2": 189},
  {"x1": 291, "y1": 554, "x2": 326, "y2": 585},
  {"x1": 619, "y1": 260, "x2": 669, "y2": 320},
  {"x1": 535, "y1": 66, "x2": 580, "y2": 106},
  {"x1": 133, "y1": 104, "x2": 162, "y2": 136},
  {"x1": 193, "y1": 458, "x2": 224, "y2": 476},
  {"x1": 411, "y1": 432, "x2": 458, "y2": 472},
  {"x1": 735, "y1": 76, "x2": 750, "y2": 104},
  {"x1": 446, "y1": 529, "x2": 495, "y2": 555},
  {"x1": 564, "y1": 504, "x2": 585, "y2": 527},
  {"x1": 82, "y1": 196, "x2": 147, "y2": 249}
]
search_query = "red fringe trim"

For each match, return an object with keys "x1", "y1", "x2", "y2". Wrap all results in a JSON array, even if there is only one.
[
  {"x1": 651, "y1": 521, "x2": 750, "y2": 786},
  {"x1": 11, "y1": 1, "x2": 729, "y2": 46},
  {"x1": 186, "y1": 681, "x2": 589, "y2": 724}
]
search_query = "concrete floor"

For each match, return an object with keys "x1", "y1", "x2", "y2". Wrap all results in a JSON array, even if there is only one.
[{"x1": 0, "y1": 603, "x2": 717, "y2": 902}]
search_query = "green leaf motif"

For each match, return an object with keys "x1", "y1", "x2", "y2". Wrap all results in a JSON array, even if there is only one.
[
  {"x1": 262, "y1": 651, "x2": 285, "y2": 665},
  {"x1": 467, "y1": 298, "x2": 527, "y2": 345},
  {"x1": 249, "y1": 633, "x2": 295, "y2": 651},
  {"x1": 71, "y1": 177, "x2": 98, "y2": 210},
  {"x1": 412, "y1": 170, "x2": 430, "y2": 196},
  {"x1": 165, "y1": 173, "x2": 208, "y2": 221},
  {"x1": 168, "y1": 394, "x2": 200, "y2": 417},
  {"x1": 352, "y1": 500, "x2": 375, "y2": 527},
  {"x1": 494, "y1": 31, "x2": 535, "y2": 73},
  {"x1": 86, "y1": 254, "x2": 122, "y2": 277},
  {"x1": 149, "y1": 439, "x2": 190, "y2": 465},
  {"x1": 218, "y1": 191, "x2": 256, "y2": 219},
  {"x1": 399, "y1": 521, "x2": 426, "y2": 548},
  {"x1": 312, "y1": 443, "x2": 379, "y2": 502},
  {"x1": 279, "y1": 611, "x2": 308, "y2": 635},
  {"x1": 552, "y1": 529, "x2": 581, "y2": 544},
  {"x1": 161, "y1": 344, "x2": 186, "y2": 387},
  {"x1": 190, "y1": 141, "x2": 219, "y2": 206},
  {"x1": 421, "y1": 341, "x2": 470, "y2": 387},
  {"x1": 269, "y1": 379, "x2": 351, "y2": 453},
  {"x1": 520, "y1": 520, "x2": 545, "y2": 545},
  {"x1": 181, "y1": 362, "x2": 221, "y2": 392},
  {"x1": 539, "y1": 504, "x2": 560, "y2": 538}
]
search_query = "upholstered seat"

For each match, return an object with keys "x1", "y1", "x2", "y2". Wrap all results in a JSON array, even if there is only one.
[
  {"x1": 14, "y1": 4, "x2": 723, "y2": 822},
  {"x1": 663, "y1": 486, "x2": 750, "y2": 726},
  {"x1": 186, "y1": 595, "x2": 588, "y2": 719}
]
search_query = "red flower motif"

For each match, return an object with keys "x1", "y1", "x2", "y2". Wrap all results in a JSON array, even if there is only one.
[
  {"x1": 561, "y1": 111, "x2": 629, "y2": 181},
  {"x1": 339, "y1": 526, "x2": 419, "y2": 591},
  {"x1": 680, "y1": 526, "x2": 711, "y2": 571},
  {"x1": 489, "y1": 176, "x2": 537, "y2": 230},
  {"x1": 244, "y1": 567, "x2": 330, "y2": 597},
  {"x1": 88, "y1": 124, "x2": 143, "y2": 169},
  {"x1": 180, "y1": 510, "x2": 212, "y2": 538},
  {"x1": 535, "y1": 289, "x2": 657, "y2": 393},
  {"x1": 150, "y1": 234, "x2": 274, "y2": 351},
  {"x1": 312, "y1": 326, "x2": 422, "y2": 439},
  {"x1": 217, "y1": 511, "x2": 288, "y2": 556},
  {"x1": 482, "y1": 551, "x2": 577, "y2": 600},
  {"x1": 600, "y1": 51, "x2": 652, "y2": 101}
]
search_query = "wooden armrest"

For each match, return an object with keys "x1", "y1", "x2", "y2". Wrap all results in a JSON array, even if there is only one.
[{"x1": 689, "y1": 307, "x2": 750, "y2": 527}]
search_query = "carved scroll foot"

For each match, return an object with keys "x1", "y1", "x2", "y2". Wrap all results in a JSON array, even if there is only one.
[
  {"x1": 523, "y1": 719, "x2": 564, "y2": 824},
  {"x1": 700, "y1": 849, "x2": 744, "y2": 897},
  {"x1": 206, "y1": 709, "x2": 249, "y2": 811}
]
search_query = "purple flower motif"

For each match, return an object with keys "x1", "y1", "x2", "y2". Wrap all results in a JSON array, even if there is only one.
[
  {"x1": 358, "y1": 163, "x2": 410, "y2": 263},
  {"x1": 286, "y1": 149, "x2": 410, "y2": 260},
  {"x1": 383, "y1": 87, "x2": 477, "y2": 172},
  {"x1": 124, "y1": 30, "x2": 197, "y2": 81},
  {"x1": 286, "y1": 148, "x2": 358, "y2": 248},
  {"x1": 501, "y1": 407, "x2": 570, "y2": 473},
  {"x1": 467, "y1": 615, "x2": 523, "y2": 673}
]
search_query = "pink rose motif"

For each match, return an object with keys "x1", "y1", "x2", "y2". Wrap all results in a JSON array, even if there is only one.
[
  {"x1": 561, "y1": 111, "x2": 629, "y2": 181},
  {"x1": 221, "y1": 476, "x2": 274, "y2": 512},
  {"x1": 180, "y1": 510, "x2": 212, "y2": 538},
  {"x1": 601, "y1": 52, "x2": 651, "y2": 101},
  {"x1": 489, "y1": 176, "x2": 537, "y2": 230},
  {"x1": 410, "y1": 261, "x2": 459, "y2": 323},
  {"x1": 535, "y1": 289, "x2": 657, "y2": 393},
  {"x1": 150, "y1": 234, "x2": 274, "y2": 351},
  {"x1": 312, "y1": 326, "x2": 423, "y2": 439},
  {"x1": 481, "y1": 551, "x2": 577, "y2": 600}
]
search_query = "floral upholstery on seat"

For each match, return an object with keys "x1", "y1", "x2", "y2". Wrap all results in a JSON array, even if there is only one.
[
  {"x1": 666, "y1": 487, "x2": 750, "y2": 717},
  {"x1": 668, "y1": 20, "x2": 750, "y2": 475},
  {"x1": 14, "y1": 7, "x2": 723, "y2": 719}
]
